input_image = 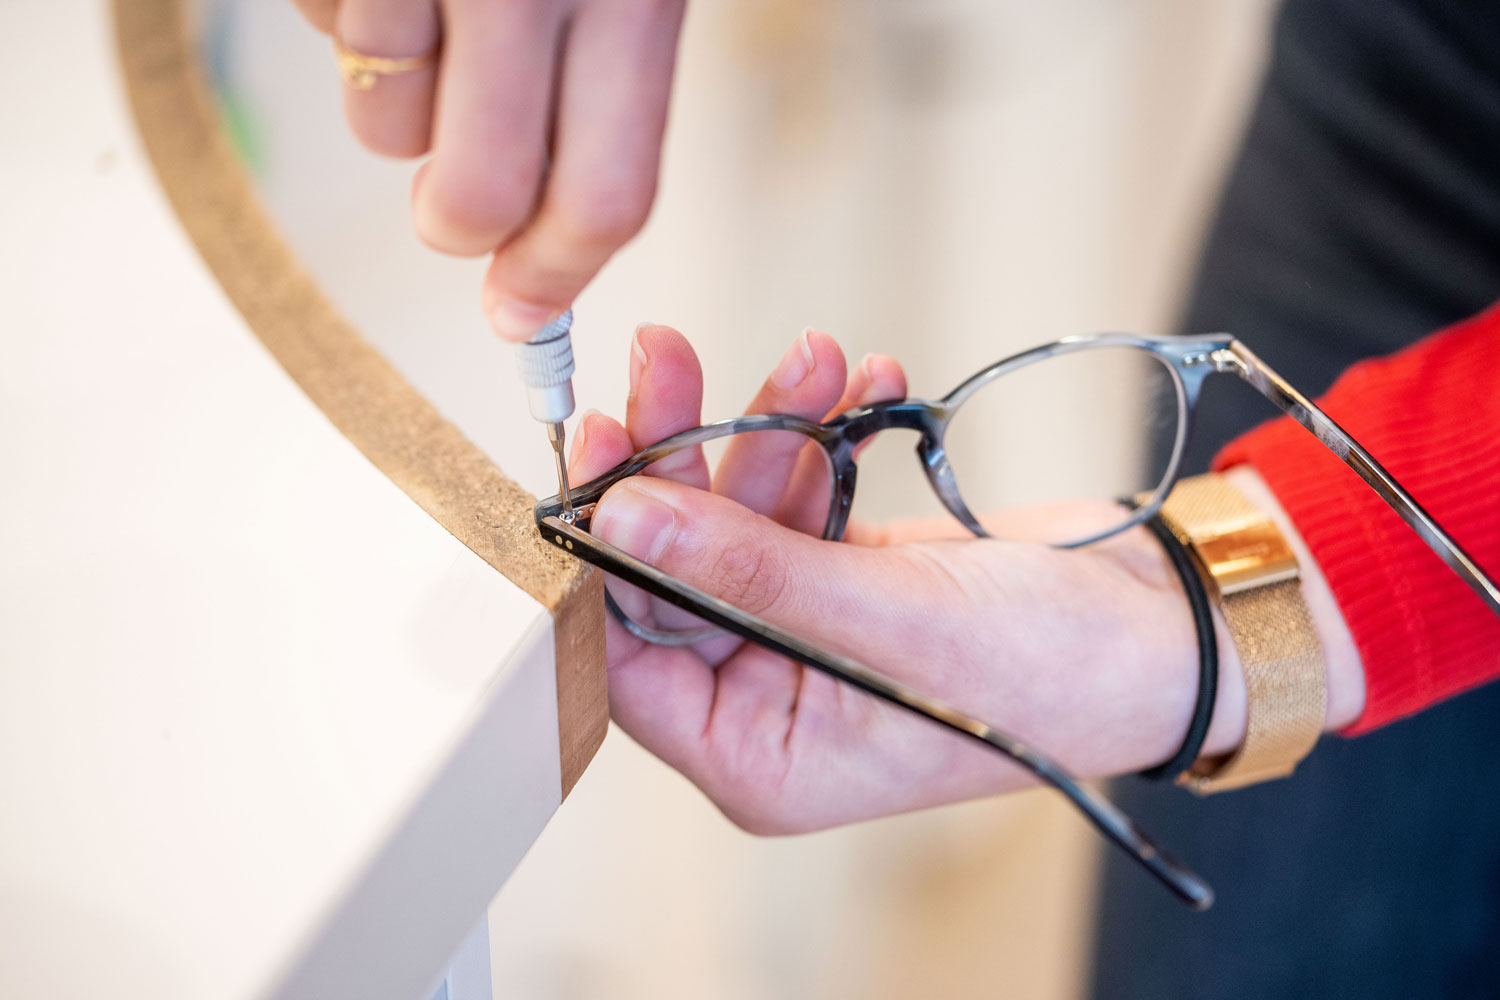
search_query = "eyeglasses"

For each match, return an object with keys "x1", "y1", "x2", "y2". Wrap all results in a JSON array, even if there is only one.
[{"x1": 535, "y1": 331, "x2": 1500, "y2": 909}]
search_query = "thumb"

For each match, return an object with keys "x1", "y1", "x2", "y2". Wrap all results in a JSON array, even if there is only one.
[{"x1": 591, "y1": 476, "x2": 948, "y2": 662}]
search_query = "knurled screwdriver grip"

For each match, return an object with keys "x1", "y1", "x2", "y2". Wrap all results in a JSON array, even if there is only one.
[{"x1": 514, "y1": 308, "x2": 576, "y2": 425}]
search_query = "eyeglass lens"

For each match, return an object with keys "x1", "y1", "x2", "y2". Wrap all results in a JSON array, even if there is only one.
[{"x1": 940, "y1": 344, "x2": 1183, "y2": 545}]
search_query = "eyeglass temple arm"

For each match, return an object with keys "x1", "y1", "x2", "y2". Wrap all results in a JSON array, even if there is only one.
[
  {"x1": 1221, "y1": 340, "x2": 1500, "y2": 618},
  {"x1": 539, "y1": 513, "x2": 1214, "y2": 911}
]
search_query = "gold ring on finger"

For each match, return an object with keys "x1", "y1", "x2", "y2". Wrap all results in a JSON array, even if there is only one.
[{"x1": 333, "y1": 37, "x2": 438, "y2": 91}]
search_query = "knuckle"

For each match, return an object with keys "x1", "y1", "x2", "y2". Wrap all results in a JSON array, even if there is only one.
[
  {"x1": 553, "y1": 177, "x2": 656, "y2": 251},
  {"x1": 416, "y1": 166, "x2": 537, "y2": 255},
  {"x1": 703, "y1": 538, "x2": 788, "y2": 617}
]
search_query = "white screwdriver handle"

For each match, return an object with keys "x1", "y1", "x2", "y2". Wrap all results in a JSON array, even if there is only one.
[{"x1": 514, "y1": 309, "x2": 576, "y2": 425}]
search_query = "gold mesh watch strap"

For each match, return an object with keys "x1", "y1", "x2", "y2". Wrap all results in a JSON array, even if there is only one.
[{"x1": 1153, "y1": 474, "x2": 1327, "y2": 794}]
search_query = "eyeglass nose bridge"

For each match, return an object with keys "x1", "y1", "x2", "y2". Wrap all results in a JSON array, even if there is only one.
[
  {"x1": 830, "y1": 398, "x2": 935, "y2": 443},
  {"x1": 828, "y1": 400, "x2": 988, "y2": 539}
]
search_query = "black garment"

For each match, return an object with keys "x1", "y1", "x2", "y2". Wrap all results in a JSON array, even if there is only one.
[{"x1": 1090, "y1": 1, "x2": 1500, "y2": 997}]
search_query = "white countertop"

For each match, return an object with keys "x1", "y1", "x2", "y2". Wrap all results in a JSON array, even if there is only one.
[{"x1": 0, "y1": 4, "x2": 566, "y2": 997}]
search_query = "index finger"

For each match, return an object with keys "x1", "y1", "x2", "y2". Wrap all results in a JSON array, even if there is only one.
[{"x1": 481, "y1": 0, "x2": 686, "y2": 341}]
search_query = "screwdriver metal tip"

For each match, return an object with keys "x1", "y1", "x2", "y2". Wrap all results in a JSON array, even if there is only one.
[{"x1": 546, "y1": 420, "x2": 575, "y2": 521}]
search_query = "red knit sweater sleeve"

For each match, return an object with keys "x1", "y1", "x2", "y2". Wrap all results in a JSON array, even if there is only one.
[{"x1": 1212, "y1": 300, "x2": 1500, "y2": 735}]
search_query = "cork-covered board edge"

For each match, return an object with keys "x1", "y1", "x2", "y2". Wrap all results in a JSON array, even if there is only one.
[{"x1": 112, "y1": 0, "x2": 607, "y2": 797}]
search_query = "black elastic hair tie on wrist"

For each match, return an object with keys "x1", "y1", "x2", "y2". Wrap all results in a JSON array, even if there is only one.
[{"x1": 1119, "y1": 497, "x2": 1218, "y2": 783}]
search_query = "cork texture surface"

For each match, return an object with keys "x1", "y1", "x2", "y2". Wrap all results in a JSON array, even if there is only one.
[{"x1": 113, "y1": 0, "x2": 607, "y2": 796}]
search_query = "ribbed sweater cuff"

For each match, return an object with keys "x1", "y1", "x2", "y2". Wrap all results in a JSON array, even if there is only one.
[{"x1": 1212, "y1": 303, "x2": 1500, "y2": 736}]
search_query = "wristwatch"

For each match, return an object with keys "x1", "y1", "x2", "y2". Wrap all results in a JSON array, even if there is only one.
[{"x1": 1153, "y1": 473, "x2": 1327, "y2": 794}]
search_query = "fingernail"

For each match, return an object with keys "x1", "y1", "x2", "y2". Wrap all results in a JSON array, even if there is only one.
[
  {"x1": 629, "y1": 328, "x2": 649, "y2": 394},
  {"x1": 858, "y1": 355, "x2": 876, "y2": 401},
  {"x1": 568, "y1": 409, "x2": 601, "y2": 465},
  {"x1": 847, "y1": 353, "x2": 876, "y2": 402},
  {"x1": 770, "y1": 329, "x2": 816, "y2": 391},
  {"x1": 490, "y1": 300, "x2": 556, "y2": 342},
  {"x1": 594, "y1": 479, "x2": 679, "y2": 564}
]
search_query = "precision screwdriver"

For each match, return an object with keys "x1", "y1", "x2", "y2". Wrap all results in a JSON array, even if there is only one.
[{"x1": 514, "y1": 309, "x2": 577, "y2": 520}]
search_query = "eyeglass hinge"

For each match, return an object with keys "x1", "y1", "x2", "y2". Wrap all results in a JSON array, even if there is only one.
[
  {"x1": 558, "y1": 502, "x2": 596, "y2": 524},
  {"x1": 1207, "y1": 347, "x2": 1247, "y2": 375}
]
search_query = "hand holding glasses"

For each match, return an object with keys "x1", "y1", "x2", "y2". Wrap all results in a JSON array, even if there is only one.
[{"x1": 538, "y1": 328, "x2": 1500, "y2": 909}]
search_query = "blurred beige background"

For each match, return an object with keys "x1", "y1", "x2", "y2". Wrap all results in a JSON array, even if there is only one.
[{"x1": 204, "y1": 1, "x2": 1274, "y2": 996}]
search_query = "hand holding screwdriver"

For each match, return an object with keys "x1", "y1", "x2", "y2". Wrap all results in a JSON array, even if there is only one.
[{"x1": 290, "y1": 0, "x2": 686, "y2": 343}]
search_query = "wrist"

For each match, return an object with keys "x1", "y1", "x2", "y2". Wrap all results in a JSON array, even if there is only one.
[
  {"x1": 1221, "y1": 465, "x2": 1365, "y2": 732},
  {"x1": 1074, "y1": 519, "x2": 1242, "y2": 773},
  {"x1": 1127, "y1": 467, "x2": 1365, "y2": 777}
]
